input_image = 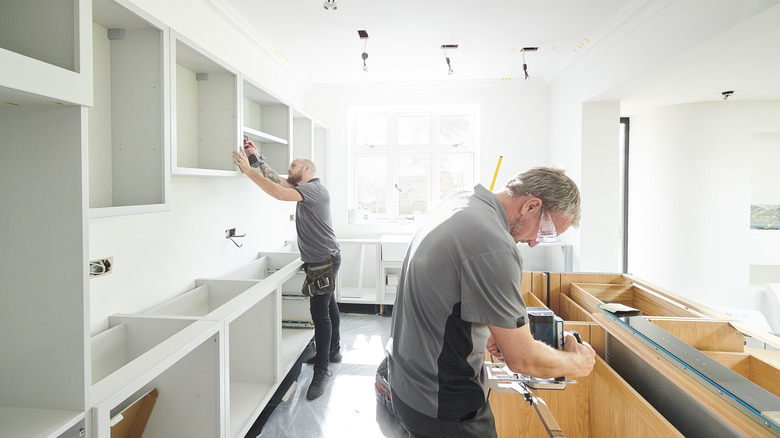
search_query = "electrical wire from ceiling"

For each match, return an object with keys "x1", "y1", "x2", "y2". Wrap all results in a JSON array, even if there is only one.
[
  {"x1": 358, "y1": 30, "x2": 369, "y2": 72},
  {"x1": 441, "y1": 44, "x2": 458, "y2": 75},
  {"x1": 520, "y1": 47, "x2": 538, "y2": 81}
]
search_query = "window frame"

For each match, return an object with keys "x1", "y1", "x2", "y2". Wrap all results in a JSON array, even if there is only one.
[{"x1": 348, "y1": 105, "x2": 480, "y2": 223}]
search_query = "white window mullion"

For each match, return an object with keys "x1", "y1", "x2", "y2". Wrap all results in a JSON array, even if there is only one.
[{"x1": 350, "y1": 105, "x2": 477, "y2": 223}]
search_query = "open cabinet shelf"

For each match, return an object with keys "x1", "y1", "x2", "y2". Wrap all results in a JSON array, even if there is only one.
[
  {"x1": 0, "y1": 102, "x2": 89, "y2": 438},
  {"x1": 336, "y1": 239, "x2": 381, "y2": 304},
  {"x1": 220, "y1": 251, "x2": 314, "y2": 362},
  {"x1": 89, "y1": 0, "x2": 169, "y2": 217},
  {"x1": 172, "y1": 34, "x2": 238, "y2": 176},
  {"x1": 0, "y1": 0, "x2": 91, "y2": 106},
  {"x1": 90, "y1": 318, "x2": 222, "y2": 438},
  {"x1": 242, "y1": 79, "x2": 290, "y2": 174}
]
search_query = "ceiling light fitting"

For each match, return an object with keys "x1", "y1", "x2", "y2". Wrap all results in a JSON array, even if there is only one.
[
  {"x1": 358, "y1": 30, "x2": 369, "y2": 72},
  {"x1": 722, "y1": 90, "x2": 734, "y2": 100},
  {"x1": 323, "y1": 0, "x2": 337, "y2": 10},
  {"x1": 442, "y1": 44, "x2": 458, "y2": 76},
  {"x1": 520, "y1": 47, "x2": 538, "y2": 81}
]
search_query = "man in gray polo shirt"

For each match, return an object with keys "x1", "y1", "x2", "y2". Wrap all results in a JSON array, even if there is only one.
[
  {"x1": 389, "y1": 167, "x2": 596, "y2": 437},
  {"x1": 233, "y1": 150, "x2": 341, "y2": 401}
]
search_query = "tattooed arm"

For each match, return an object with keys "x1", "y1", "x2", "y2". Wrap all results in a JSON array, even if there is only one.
[
  {"x1": 233, "y1": 149, "x2": 302, "y2": 202},
  {"x1": 257, "y1": 160, "x2": 294, "y2": 188}
]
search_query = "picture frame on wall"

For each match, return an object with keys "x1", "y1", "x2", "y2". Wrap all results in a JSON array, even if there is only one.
[{"x1": 750, "y1": 205, "x2": 780, "y2": 230}]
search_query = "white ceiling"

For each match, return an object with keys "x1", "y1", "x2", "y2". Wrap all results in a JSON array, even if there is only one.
[
  {"x1": 220, "y1": 0, "x2": 636, "y2": 85},
  {"x1": 220, "y1": 0, "x2": 780, "y2": 114}
]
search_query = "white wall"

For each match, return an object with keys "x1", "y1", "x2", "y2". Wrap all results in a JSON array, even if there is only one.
[
  {"x1": 306, "y1": 81, "x2": 551, "y2": 238},
  {"x1": 87, "y1": 0, "x2": 306, "y2": 333},
  {"x1": 628, "y1": 101, "x2": 780, "y2": 310},
  {"x1": 548, "y1": 1, "x2": 780, "y2": 275},
  {"x1": 580, "y1": 102, "x2": 622, "y2": 272},
  {"x1": 89, "y1": 177, "x2": 297, "y2": 332},
  {"x1": 549, "y1": 2, "x2": 780, "y2": 314}
]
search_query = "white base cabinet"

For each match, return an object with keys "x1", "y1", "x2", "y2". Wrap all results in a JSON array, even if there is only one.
[
  {"x1": 337, "y1": 239, "x2": 381, "y2": 304},
  {"x1": 336, "y1": 235, "x2": 411, "y2": 306},
  {"x1": 88, "y1": 254, "x2": 309, "y2": 438}
]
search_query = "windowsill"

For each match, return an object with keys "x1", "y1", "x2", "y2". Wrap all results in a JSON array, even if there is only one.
[{"x1": 349, "y1": 218, "x2": 421, "y2": 226}]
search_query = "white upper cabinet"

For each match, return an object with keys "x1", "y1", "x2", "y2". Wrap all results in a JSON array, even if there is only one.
[
  {"x1": 0, "y1": 0, "x2": 92, "y2": 106},
  {"x1": 172, "y1": 33, "x2": 239, "y2": 176},
  {"x1": 242, "y1": 79, "x2": 290, "y2": 175},
  {"x1": 89, "y1": 0, "x2": 170, "y2": 217}
]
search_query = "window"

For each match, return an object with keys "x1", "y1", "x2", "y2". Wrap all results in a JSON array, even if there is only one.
[{"x1": 350, "y1": 106, "x2": 479, "y2": 222}]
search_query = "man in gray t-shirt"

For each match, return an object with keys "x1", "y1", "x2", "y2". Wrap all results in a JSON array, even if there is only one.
[
  {"x1": 389, "y1": 167, "x2": 596, "y2": 438},
  {"x1": 234, "y1": 150, "x2": 341, "y2": 402}
]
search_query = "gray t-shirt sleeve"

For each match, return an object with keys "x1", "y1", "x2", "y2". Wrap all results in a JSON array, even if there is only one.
[{"x1": 460, "y1": 250, "x2": 527, "y2": 328}]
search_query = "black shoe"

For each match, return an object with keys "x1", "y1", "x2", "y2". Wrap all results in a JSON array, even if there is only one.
[
  {"x1": 306, "y1": 369, "x2": 332, "y2": 400},
  {"x1": 305, "y1": 351, "x2": 342, "y2": 365}
]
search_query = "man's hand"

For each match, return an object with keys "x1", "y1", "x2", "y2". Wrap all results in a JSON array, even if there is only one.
[
  {"x1": 489, "y1": 323, "x2": 596, "y2": 379},
  {"x1": 486, "y1": 335, "x2": 504, "y2": 361},
  {"x1": 233, "y1": 149, "x2": 252, "y2": 174},
  {"x1": 561, "y1": 332, "x2": 596, "y2": 377}
]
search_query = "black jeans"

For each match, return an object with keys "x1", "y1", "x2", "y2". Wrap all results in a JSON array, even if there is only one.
[{"x1": 309, "y1": 251, "x2": 341, "y2": 372}]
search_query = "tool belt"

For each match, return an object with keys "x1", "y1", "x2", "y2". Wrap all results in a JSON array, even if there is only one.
[{"x1": 302, "y1": 256, "x2": 335, "y2": 297}]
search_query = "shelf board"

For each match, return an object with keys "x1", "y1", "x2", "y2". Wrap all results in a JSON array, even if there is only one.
[
  {"x1": 337, "y1": 288, "x2": 378, "y2": 304},
  {"x1": 281, "y1": 327, "x2": 315, "y2": 369},
  {"x1": 171, "y1": 167, "x2": 240, "y2": 177},
  {"x1": 89, "y1": 203, "x2": 169, "y2": 219},
  {"x1": 243, "y1": 127, "x2": 288, "y2": 145},
  {"x1": 230, "y1": 381, "x2": 275, "y2": 438},
  {"x1": 0, "y1": 406, "x2": 84, "y2": 438}
]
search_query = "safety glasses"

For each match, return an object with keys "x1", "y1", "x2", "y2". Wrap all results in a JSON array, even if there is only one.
[{"x1": 535, "y1": 210, "x2": 557, "y2": 243}]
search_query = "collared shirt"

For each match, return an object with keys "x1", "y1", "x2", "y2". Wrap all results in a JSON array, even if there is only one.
[{"x1": 389, "y1": 183, "x2": 528, "y2": 419}]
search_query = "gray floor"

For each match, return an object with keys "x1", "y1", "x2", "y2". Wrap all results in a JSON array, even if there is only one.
[{"x1": 255, "y1": 313, "x2": 410, "y2": 438}]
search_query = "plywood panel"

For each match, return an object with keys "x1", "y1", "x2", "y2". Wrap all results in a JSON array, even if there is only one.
[
  {"x1": 703, "y1": 352, "x2": 751, "y2": 378},
  {"x1": 590, "y1": 357, "x2": 683, "y2": 438},
  {"x1": 625, "y1": 275, "x2": 719, "y2": 318},
  {"x1": 593, "y1": 313, "x2": 775, "y2": 437},
  {"x1": 569, "y1": 285, "x2": 605, "y2": 315},
  {"x1": 491, "y1": 390, "x2": 552, "y2": 438},
  {"x1": 563, "y1": 322, "x2": 594, "y2": 344},
  {"x1": 549, "y1": 273, "x2": 562, "y2": 315},
  {"x1": 491, "y1": 373, "x2": 591, "y2": 438},
  {"x1": 569, "y1": 283, "x2": 701, "y2": 318},
  {"x1": 632, "y1": 289, "x2": 697, "y2": 317},
  {"x1": 750, "y1": 356, "x2": 780, "y2": 399},
  {"x1": 524, "y1": 292, "x2": 547, "y2": 309},
  {"x1": 702, "y1": 352, "x2": 780, "y2": 398},
  {"x1": 491, "y1": 354, "x2": 682, "y2": 437},
  {"x1": 560, "y1": 294, "x2": 594, "y2": 322},
  {"x1": 574, "y1": 283, "x2": 633, "y2": 303},
  {"x1": 589, "y1": 324, "x2": 607, "y2": 360},
  {"x1": 525, "y1": 272, "x2": 547, "y2": 305},
  {"x1": 745, "y1": 347, "x2": 780, "y2": 369},
  {"x1": 648, "y1": 319, "x2": 744, "y2": 352}
]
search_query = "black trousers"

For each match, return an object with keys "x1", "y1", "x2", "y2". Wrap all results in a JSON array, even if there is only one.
[
  {"x1": 308, "y1": 251, "x2": 341, "y2": 372},
  {"x1": 392, "y1": 391, "x2": 497, "y2": 438}
]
